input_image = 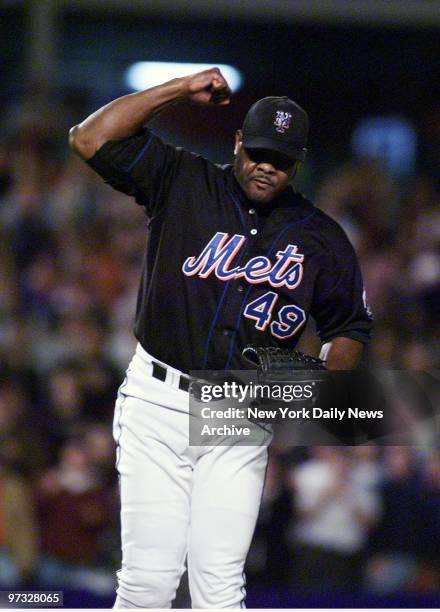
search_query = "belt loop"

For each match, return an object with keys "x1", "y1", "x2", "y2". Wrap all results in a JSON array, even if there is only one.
[{"x1": 167, "y1": 369, "x2": 179, "y2": 389}]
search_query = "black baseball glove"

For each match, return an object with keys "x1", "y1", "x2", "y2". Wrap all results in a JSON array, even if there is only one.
[
  {"x1": 241, "y1": 345, "x2": 328, "y2": 423},
  {"x1": 242, "y1": 345, "x2": 327, "y2": 381}
]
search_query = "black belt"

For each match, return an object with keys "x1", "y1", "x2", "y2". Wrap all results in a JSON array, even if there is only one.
[{"x1": 152, "y1": 361, "x2": 190, "y2": 392}]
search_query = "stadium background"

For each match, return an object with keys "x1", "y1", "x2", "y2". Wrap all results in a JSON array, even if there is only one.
[{"x1": 0, "y1": 0, "x2": 438, "y2": 607}]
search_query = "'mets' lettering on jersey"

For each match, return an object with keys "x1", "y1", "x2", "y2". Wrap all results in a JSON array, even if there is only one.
[{"x1": 182, "y1": 232, "x2": 304, "y2": 290}]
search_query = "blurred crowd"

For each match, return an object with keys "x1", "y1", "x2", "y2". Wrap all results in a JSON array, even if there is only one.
[
  {"x1": 248, "y1": 445, "x2": 440, "y2": 597},
  {"x1": 0, "y1": 100, "x2": 438, "y2": 600}
]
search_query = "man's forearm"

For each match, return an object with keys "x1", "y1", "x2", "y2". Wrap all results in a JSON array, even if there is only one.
[
  {"x1": 69, "y1": 78, "x2": 188, "y2": 160},
  {"x1": 320, "y1": 337, "x2": 364, "y2": 370},
  {"x1": 69, "y1": 67, "x2": 232, "y2": 161}
]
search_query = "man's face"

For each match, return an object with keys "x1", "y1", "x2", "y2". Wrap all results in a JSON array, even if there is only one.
[{"x1": 233, "y1": 131, "x2": 297, "y2": 204}]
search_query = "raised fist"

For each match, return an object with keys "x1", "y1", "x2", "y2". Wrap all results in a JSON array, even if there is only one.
[{"x1": 183, "y1": 68, "x2": 231, "y2": 106}]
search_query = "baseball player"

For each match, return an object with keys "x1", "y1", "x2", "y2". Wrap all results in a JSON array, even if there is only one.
[{"x1": 69, "y1": 68, "x2": 372, "y2": 608}]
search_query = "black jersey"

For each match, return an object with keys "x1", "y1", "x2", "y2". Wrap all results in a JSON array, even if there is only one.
[{"x1": 87, "y1": 128, "x2": 372, "y2": 373}]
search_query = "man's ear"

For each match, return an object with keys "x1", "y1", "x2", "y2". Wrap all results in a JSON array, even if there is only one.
[
  {"x1": 289, "y1": 161, "x2": 299, "y2": 181},
  {"x1": 234, "y1": 130, "x2": 242, "y2": 156}
]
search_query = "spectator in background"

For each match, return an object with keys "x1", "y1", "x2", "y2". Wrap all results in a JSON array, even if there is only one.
[
  {"x1": 42, "y1": 355, "x2": 119, "y2": 464},
  {"x1": 0, "y1": 124, "x2": 57, "y2": 277},
  {"x1": 83, "y1": 422, "x2": 117, "y2": 487},
  {"x1": 351, "y1": 445, "x2": 383, "y2": 491},
  {"x1": 368, "y1": 324, "x2": 400, "y2": 369},
  {"x1": 41, "y1": 362, "x2": 85, "y2": 462},
  {"x1": 0, "y1": 457, "x2": 38, "y2": 587},
  {"x1": 73, "y1": 314, "x2": 121, "y2": 420},
  {"x1": 314, "y1": 160, "x2": 397, "y2": 253},
  {"x1": 415, "y1": 451, "x2": 440, "y2": 593},
  {"x1": 366, "y1": 447, "x2": 422, "y2": 594},
  {"x1": 366, "y1": 448, "x2": 440, "y2": 596},
  {"x1": 35, "y1": 435, "x2": 116, "y2": 595},
  {"x1": 0, "y1": 381, "x2": 46, "y2": 477},
  {"x1": 289, "y1": 447, "x2": 380, "y2": 592},
  {"x1": 397, "y1": 340, "x2": 437, "y2": 370},
  {"x1": 246, "y1": 450, "x2": 293, "y2": 586}
]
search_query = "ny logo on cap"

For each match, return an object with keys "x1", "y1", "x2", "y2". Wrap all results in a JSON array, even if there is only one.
[{"x1": 274, "y1": 111, "x2": 292, "y2": 133}]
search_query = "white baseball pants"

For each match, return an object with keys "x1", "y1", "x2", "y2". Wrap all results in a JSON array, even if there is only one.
[{"x1": 113, "y1": 344, "x2": 269, "y2": 608}]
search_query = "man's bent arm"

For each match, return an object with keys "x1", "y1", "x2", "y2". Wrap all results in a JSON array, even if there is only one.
[
  {"x1": 69, "y1": 68, "x2": 231, "y2": 160},
  {"x1": 320, "y1": 337, "x2": 364, "y2": 370}
]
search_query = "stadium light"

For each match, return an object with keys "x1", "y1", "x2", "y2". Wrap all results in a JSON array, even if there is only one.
[{"x1": 125, "y1": 62, "x2": 243, "y2": 93}]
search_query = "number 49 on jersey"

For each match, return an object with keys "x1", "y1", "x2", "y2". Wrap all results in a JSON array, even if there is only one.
[{"x1": 243, "y1": 291, "x2": 306, "y2": 340}]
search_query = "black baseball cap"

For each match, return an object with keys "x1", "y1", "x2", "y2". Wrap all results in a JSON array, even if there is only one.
[{"x1": 241, "y1": 96, "x2": 309, "y2": 163}]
